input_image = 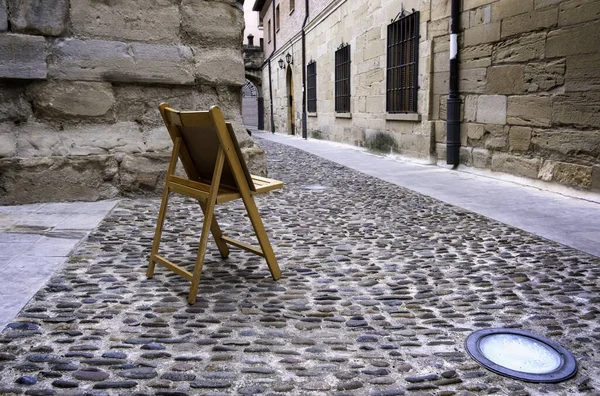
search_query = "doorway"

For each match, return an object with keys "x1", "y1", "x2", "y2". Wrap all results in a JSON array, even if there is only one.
[{"x1": 286, "y1": 66, "x2": 295, "y2": 135}]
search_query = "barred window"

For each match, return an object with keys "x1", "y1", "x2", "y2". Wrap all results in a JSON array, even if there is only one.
[
  {"x1": 276, "y1": 5, "x2": 280, "y2": 31},
  {"x1": 307, "y1": 61, "x2": 317, "y2": 113},
  {"x1": 267, "y1": 19, "x2": 271, "y2": 42},
  {"x1": 335, "y1": 43, "x2": 351, "y2": 113},
  {"x1": 386, "y1": 11, "x2": 419, "y2": 113}
]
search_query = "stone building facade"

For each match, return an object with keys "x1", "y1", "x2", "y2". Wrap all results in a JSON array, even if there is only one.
[
  {"x1": 255, "y1": 0, "x2": 600, "y2": 191},
  {"x1": 0, "y1": 0, "x2": 265, "y2": 204}
]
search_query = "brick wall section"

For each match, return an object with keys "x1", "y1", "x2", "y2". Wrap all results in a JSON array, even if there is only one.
[
  {"x1": 0, "y1": 0, "x2": 266, "y2": 204},
  {"x1": 429, "y1": 0, "x2": 600, "y2": 191}
]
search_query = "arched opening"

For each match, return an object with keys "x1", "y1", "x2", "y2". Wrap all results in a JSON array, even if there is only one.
[
  {"x1": 286, "y1": 66, "x2": 295, "y2": 135},
  {"x1": 242, "y1": 79, "x2": 260, "y2": 129}
]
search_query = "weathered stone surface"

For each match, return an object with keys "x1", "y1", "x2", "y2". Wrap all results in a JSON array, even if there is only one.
[
  {"x1": 532, "y1": 130, "x2": 600, "y2": 160},
  {"x1": 492, "y1": 0, "x2": 534, "y2": 22},
  {"x1": 70, "y1": 0, "x2": 180, "y2": 43},
  {"x1": 472, "y1": 147, "x2": 492, "y2": 168},
  {"x1": 181, "y1": 0, "x2": 244, "y2": 48},
  {"x1": 559, "y1": 0, "x2": 600, "y2": 27},
  {"x1": 484, "y1": 124, "x2": 509, "y2": 150},
  {"x1": 509, "y1": 126, "x2": 532, "y2": 151},
  {"x1": 492, "y1": 32, "x2": 546, "y2": 64},
  {"x1": 119, "y1": 153, "x2": 170, "y2": 194},
  {"x1": 27, "y1": 81, "x2": 115, "y2": 119},
  {"x1": 553, "y1": 92, "x2": 600, "y2": 128},
  {"x1": 553, "y1": 162, "x2": 592, "y2": 189},
  {"x1": 491, "y1": 152, "x2": 540, "y2": 179},
  {"x1": 0, "y1": 123, "x2": 17, "y2": 158},
  {"x1": 242, "y1": 145, "x2": 268, "y2": 177},
  {"x1": 486, "y1": 65, "x2": 524, "y2": 94},
  {"x1": 7, "y1": 0, "x2": 69, "y2": 36},
  {"x1": 507, "y1": 95, "x2": 552, "y2": 127},
  {"x1": 592, "y1": 165, "x2": 600, "y2": 191},
  {"x1": 546, "y1": 20, "x2": 600, "y2": 57},
  {"x1": 524, "y1": 59, "x2": 565, "y2": 92},
  {"x1": 16, "y1": 122, "x2": 144, "y2": 157},
  {"x1": 459, "y1": 68, "x2": 487, "y2": 93},
  {"x1": 0, "y1": 34, "x2": 46, "y2": 79},
  {"x1": 195, "y1": 48, "x2": 245, "y2": 87},
  {"x1": 565, "y1": 53, "x2": 600, "y2": 92},
  {"x1": 463, "y1": 23, "x2": 501, "y2": 46},
  {"x1": 466, "y1": 123, "x2": 484, "y2": 142},
  {"x1": 477, "y1": 95, "x2": 507, "y2": 124},
  {"x1": 501, "y1": 7, "x2": 558, "y2": 38},
  {"x1": 0, "y1": 82, "x2": 33, "y2": 122},
  {"x1": 0, "y1": 0, "x2": 7, "y2": 31},
  {"x1": 0, "y1": 155, "x2": 119, "y2": 204},
  {"x1": 48, "y1": 39, "x2": 195, "y2": 85}
]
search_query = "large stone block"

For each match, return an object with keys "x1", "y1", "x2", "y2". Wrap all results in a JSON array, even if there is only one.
[
  {"x1": 463, "y1": 22, "x2": 501, "y2": 47},
  {"x1": 181, "y1": 0, "x2": 244, "y2": 49},
  {"x1": 7, "y1": 0, "x2": 69, "y2": 36},
  {"x1": 501, "y1": 7, "x2": 558, "y2": 38},
  {"x1": 509, "y1": 126, "x2": 532, "y2": 151},
  {"x1": 491, "y1": 153, "x2": 540, "y2": 179},
  {"x1": 476, "y1": 95, "x2": 507, "y2": 124},
  {"x1": 16, "y1": 122, "x2": 144, "y2": 158},
  {"x1": 507, "y1": 95, "x2": 552, "y2": 127},
  {"x1": 565, "y1": 53, "x2": 600, "y2": 92},
  {"x1": 546, "y1": 19, "x2": 600, "y2": 57},
  {"x1": 459, "y1": 68, "x2": 487, "y2": 93},
  {"x1": 0, "y1": 82, "x2": 33, "y2": 122},
  {"x1": 0, "y1": 155, "x2": 120, "y2": 204},
  {"x1": 0, "y1": 0, "x2": 7, "y2": 31},
  {"x1": 70, "y1": 0, "x2": 180, "y2": 44},
  {"x1": 0, "y1": 34, "x2": 46, "y2": 79},
  {"x1": 484, "y1": 123, "x2": 509, "y2": 150},
  {"x1": 27, "y1": 81, "x2": 115, "y2": 120},
  {"x1": 492, "y1": 0, "x2": 533, "y2": 22},
  {"x1": 492, "y1": 32, "x2": 545, "y2": 64},
  {"x1": 553, "y1": 162, "x2": 592, "y2": 189},
  {"x1": 559, "y1": 0, "x2": 600, "y2": 26},
  {"x1": 532, "y1": 129, "x2": 600, "y2": 160},
  {"x1": 194, "y1": 48, "x2": 245, "y2": 87},
  {"x1": 486, "y1": 65, "x2": 524, "y2": 94},
  {"x1": 553, "y1": 92, "x2": 600, "y2": 128},
  {"x1": 0, "y1": 122, "x2": 17, "y2": 157},
  {"x1": 524, "y1": 59, "x2": 565, "y2": 93},
  {"x1": 472, "y1": 147, "x2": 492, "y2": 168},
  {"x1": 48, "y1": 39, "x2": 195, "y2": 85},
  {"x1": 119, "y1": 153, "x2": 170, "y2": 194}
]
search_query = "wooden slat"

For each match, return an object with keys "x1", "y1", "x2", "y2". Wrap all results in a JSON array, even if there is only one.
[
  {"x1": 222, "y1": 236, "x2": 265, "y2": 257},
  {"x1": 168, "y1": 182, "x2": 209, "y2": 201},
  {"x1": 152, "y1": 254, "x2": 193, "y2": 281},
  {"x1": 169, "y1": 175, "x2": 211, "y2": 193}
]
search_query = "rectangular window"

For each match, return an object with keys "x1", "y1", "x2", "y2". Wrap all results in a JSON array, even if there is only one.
[
  {"x1": 290, "y1": 0, "x2": 295, "y2": 13},
  {"x1": 307, "y1": 61, "x2": 317, "y2": 113},
  {"x1": 386, "y1": 11, "x2": 419, "y2": 113},
  {"x1": 335, "y1": 43, "x2": 351, "y2": 113},
  {"x1": 276, "y1": 5, "x2": 280, "y2": 31},
  {"x1": 267, "y1": 19, "x2": 271, "y2": 42}
]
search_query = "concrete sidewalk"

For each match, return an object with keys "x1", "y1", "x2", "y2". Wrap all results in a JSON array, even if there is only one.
[
  {"x1": 0, "y1": 200, "x2": 119, "y2": 331},
  {"x1": 254, "y1": 130, "x2": 600, "y2": 258}
]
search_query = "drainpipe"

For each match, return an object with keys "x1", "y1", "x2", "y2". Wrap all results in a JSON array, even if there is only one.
[
  {"x1": 301, "y1": 0, "x2": 309, "y2": 139},
  {"x1": 268, "y1": 59, "x2": 275, "y2": 133},
  {"x1": 446, "y1": 0, "x2": 460, "y2": 166}
]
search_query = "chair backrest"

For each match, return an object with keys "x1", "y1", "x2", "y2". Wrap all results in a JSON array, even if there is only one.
[{"x1": 159, "y1": 103, "x2": 256, "y2": 192}]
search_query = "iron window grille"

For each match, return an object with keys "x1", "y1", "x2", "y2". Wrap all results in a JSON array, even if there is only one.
[
  {"x1": 307, "y1": 60, "x2": 317, "y2": 113},
  {"x1": 335, "y1": 43, "x2": 351, "y2": 113},
  {"x1": 386, "y1": 10, "x2": 419, "y2": 113}
]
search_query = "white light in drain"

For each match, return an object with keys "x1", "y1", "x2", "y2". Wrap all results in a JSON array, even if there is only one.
[{"x1": 479, "y1": 334, "x2": 562, "y2": 374}]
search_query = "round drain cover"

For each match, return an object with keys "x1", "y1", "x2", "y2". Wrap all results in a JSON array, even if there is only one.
[{"x1": 465, "y1": 328, "x2": 577, "y2": 383}]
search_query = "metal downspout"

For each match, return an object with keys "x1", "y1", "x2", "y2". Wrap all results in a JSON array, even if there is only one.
[
  {"x1": 301, "y1": 0, "x2": 309, "y2": 139},
  {"x1": 446, "y1": 0, "x2": 460, "y2": 166},
  {"x1": 268, "y1": 0, "x2": 277, "y2": 133}
]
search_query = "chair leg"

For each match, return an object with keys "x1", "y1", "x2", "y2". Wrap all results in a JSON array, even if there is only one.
[
  {"x1": 147, "y1": 187, "x2": 171, "y2": 278},
  {"x1": 197, "y1": 200, "x2": 230, "y2": 258},
  {"x1": 241, "y1": 195, "x2": 281, "y2": 280},
  {"x1": 188, "y1": 197, "x2": 218, "y2": 304}
]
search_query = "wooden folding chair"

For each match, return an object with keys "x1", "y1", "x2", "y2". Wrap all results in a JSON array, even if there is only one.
[{"x1": 147, "y1": 103, "x2": 283, "y2": 304}]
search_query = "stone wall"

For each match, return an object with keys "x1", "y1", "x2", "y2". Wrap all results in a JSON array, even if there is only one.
[
  {"x1": 0, "y1": 0, "x2": 267, "y2": 204},
  {"x1": 429, "y1": 0, "x2": 600, "y2": 191}
]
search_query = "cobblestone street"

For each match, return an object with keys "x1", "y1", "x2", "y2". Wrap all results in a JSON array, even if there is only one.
[{"x1": 0, "y1": 138, "x2": 599, "y2": 395}]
